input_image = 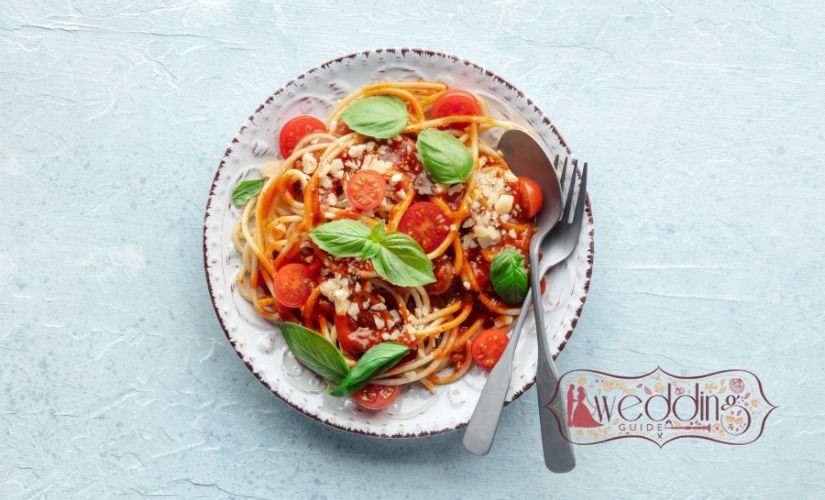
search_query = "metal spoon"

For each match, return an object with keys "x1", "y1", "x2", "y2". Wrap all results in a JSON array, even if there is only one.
[{"x1": 463, "y1": 131, "x2": 575, "y2": 472}]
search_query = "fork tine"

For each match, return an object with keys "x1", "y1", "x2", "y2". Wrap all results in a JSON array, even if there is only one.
[
  {"x1": 558, "y1": 155, "x2": 567, "y2": 191},
  {"x1": 557, "y1": 157, "x2": 569, "y2": 221},
  {"x1": 562, "y1": 158, "x2": 577, "y2": 221},
  {"x1": 572, "y1": 162, "x2": 588, "y2": 225}
]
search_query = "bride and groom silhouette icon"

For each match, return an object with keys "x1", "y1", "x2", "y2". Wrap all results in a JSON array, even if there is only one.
[{"x1": 566, "y1": 384, "x2": 602, "y2": 428}]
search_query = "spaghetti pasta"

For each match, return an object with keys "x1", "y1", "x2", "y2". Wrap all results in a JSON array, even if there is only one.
[{"x1": 233, "y1": 81, "x2": 541, "y2": 407}]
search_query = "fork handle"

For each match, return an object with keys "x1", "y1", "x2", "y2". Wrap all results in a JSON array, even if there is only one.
[
  {"x1": 462, "y1": 292, "x2": 532, "y2": 455},
  {"x1": 530, "y1": 250, "x2": 576, "y2": 472}
]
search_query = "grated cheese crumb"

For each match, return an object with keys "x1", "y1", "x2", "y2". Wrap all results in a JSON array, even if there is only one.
[
  {"x1": 347, "y1": 302, "x2": 359, "y2": 320},
  {"x1": 301, "y1": 153, "x2": 318, "y2": 174},
  {"x1": 463, "y1": 168, "x2": 519, "y2": 248},
  {"x1": 494, "y1": 194, "x2": 514, "y2": 215},
  {"x1": 330, "y1": 158, "x2": 345, "y2": 179},
  {"x1": 319, "y1": 275, "x2": 351, "y2": 316},
  {"x1": 348, "y1": 143, "x2": 367, "y2": 158}
]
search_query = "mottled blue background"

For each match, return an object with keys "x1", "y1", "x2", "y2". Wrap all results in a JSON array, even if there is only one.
[{"x1": 2, "y1": 1, "x2": 823, "y2": 498}]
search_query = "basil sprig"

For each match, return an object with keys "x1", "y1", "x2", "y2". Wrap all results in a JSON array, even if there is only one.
[
  {"x1": 341, "y1": 95, "x2": 409, "y2": 139},
  {"x1": 416, "y1": 128, "x2": 474, "y2": 184},
  {"x1": 279, "y1": 322, "x2": 350, "y2": 383},
  {"x1": 278, "y1": 322, "x2": 409, "y2": 398},
  {"x1": 310, "y1": 220, "x2": 435, "y2": 287},
  {"x1": 490, "y1": 249, "x2": 529, "y2": 306},
  {"x1": 329, "y1": 342, "x2": 410, "y2": 396},
  {"x1": 232, "y1": 179, "x2": 266, "y2": 207}
]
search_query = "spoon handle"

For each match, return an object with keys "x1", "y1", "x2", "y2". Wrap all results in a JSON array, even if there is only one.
[
  {"x1": 462, "y1": 290, "x2": 532, "y2": 455},
  {"x1": 529, "y1": 250, "x2": 576, "y2": 472}
]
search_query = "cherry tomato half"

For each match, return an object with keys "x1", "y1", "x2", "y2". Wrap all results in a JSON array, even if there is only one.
[
  {"x1": 518, "y1": 177, "x2": 544, "y2": 218},
  {"x1": 352, "y1": 384, "x2": 400, "y2": 411},
  {"x1": 431, "y1": 89, "x2": 482, "y2": 129},
  {"x1": 273, "y1": 263, "x2": 314, "y2": 308},
  {"x1": 278, "y1": 115, "x2": 326, "y2": 158},
  {"x1": 398, "y1": 202, "x2": 451, "y2": 253},
  {"x1": 345, "y1": 170, "x2": 387, "y2": 211},
  {"x1": 471, "y1": 329, "x2": 509, "y2": 370}
]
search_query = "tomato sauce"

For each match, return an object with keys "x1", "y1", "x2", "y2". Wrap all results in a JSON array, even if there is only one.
[
  {"x1": 441, "y1": 184, "x2": 466, "y2": 211},
  {"x1": 377, "y1": 136, "x2": 423, "y2": 175}
]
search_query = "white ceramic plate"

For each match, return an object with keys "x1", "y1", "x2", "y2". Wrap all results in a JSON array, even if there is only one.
[{"x1": 203, "y1": 48, "x2": 594, "y2": 438}]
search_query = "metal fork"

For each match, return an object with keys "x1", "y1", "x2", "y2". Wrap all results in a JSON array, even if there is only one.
[
  {"x1": 533, "y1": 159, "x2": 588, "y2": 472},
  {"x1": 463, "y1": 156, "x2": 588, "y2": 466}
]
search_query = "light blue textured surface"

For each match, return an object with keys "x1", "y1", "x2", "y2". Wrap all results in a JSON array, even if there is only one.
[{"x1": 2, "y1": 1, "x2": 824, "y2": 498}]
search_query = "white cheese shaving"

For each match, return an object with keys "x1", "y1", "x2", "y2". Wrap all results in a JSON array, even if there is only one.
[
  {"x1": 319, "y1": 275, "x2": 351, "y2": 316},
  {"x1": 347, "y1": 302, "x2": 359, "y2": 320},
  {"x1": 301, "y1": 153, "x2": 318, "y2": 175},
  {"x1": 494, "y1": 194, "x2": 514, "y2": 215},
  {"x1": 348, "y1": 143, "x2": 367, "y2": 158},
  {"x1": 472, "y1": 224, "x2": 500, "y2": 248}
]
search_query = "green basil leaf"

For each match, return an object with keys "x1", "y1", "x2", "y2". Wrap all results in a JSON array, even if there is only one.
[
  {"x1": 341, "y1": 96, "x2": 408, "y2": 139},
  {"x1": 232, "y1": 179, "x2": 265, "y2": 207},
  {"x1": 416, "y1": 128, "x2": 474, "y2": 184},
  {"x1": 368, "y1": 220, "x2": 386, "y2": 240},
  {"x1": 329, "y1": 342, "x2": 410, "y2": 396},
  {"x1": 360, "y1": 239, "x2": 380, "y2": 260},
  {"x1": 490, "y1": 248, "x2": 529, "y2": 306},
  {"x1": 279, "y1": 322, "x2": 350, "y2": 383},
  {"x1": 309, "y1": 220, "x2": 435, "y2": 287},
  {"x1": 309, "y1": 220, "x2": 372, "y2": 257},
  {"x1": 371, "y1": 231, "x2": 436, "y2": 287}
]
